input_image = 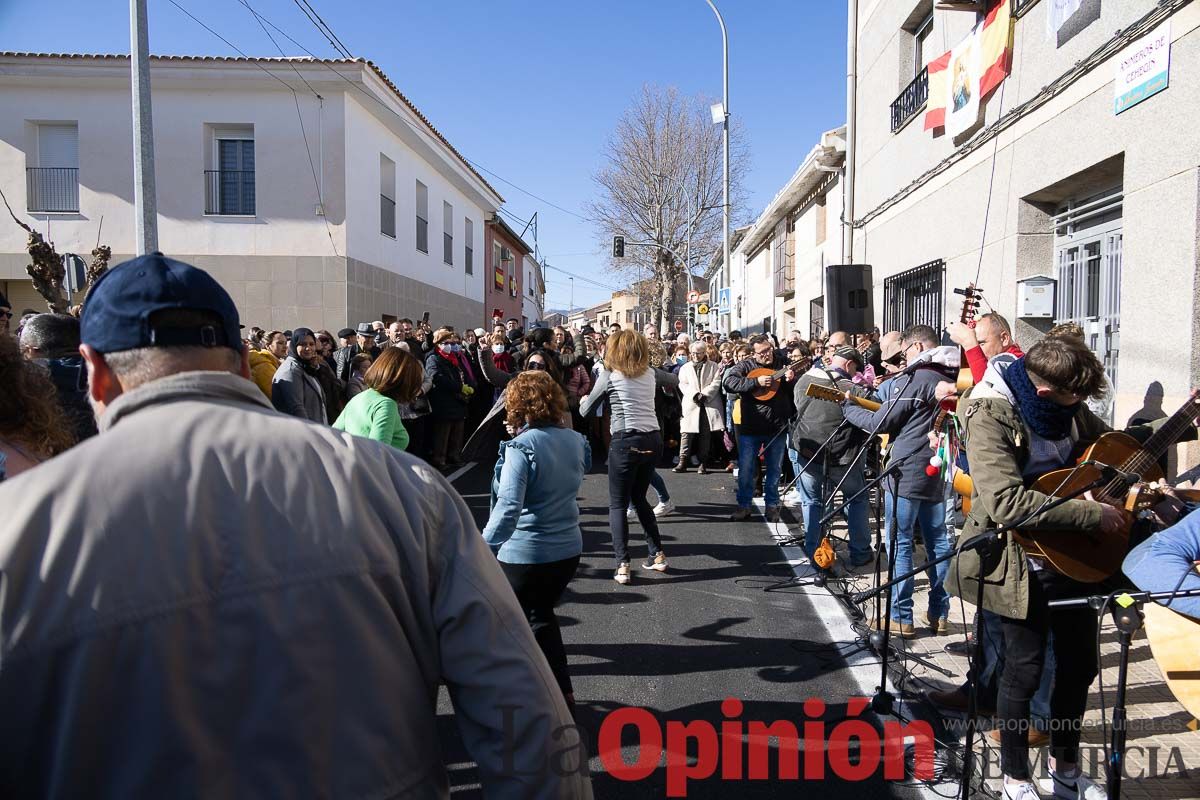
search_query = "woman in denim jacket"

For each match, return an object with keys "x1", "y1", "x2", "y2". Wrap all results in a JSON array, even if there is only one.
[{"x1": 482, "y1": 370, "x2": 591, "y2": 709}]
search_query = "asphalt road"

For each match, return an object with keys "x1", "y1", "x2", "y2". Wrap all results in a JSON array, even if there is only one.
[{"x1": 436, "y1": 455, "x2": 955, "y2": 799}]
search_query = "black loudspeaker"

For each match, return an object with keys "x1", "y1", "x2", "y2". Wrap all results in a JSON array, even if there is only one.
[{"x1": 825, "y1": 264, "x2": 874, "y2": 333}]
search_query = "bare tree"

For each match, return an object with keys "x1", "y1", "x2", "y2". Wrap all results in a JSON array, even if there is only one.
[
  {"x1": 0, "y1": 188, "x2": 111, "y2": 315},
  {"x1": 588, "y1": 85, "x2": 749, "y2": 331}
]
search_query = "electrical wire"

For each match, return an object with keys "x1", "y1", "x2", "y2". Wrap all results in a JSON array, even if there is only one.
[
  {"x1": 854, "y1": 0, "x2": 1192, "y2": 230},
  {"x1": 238, "y1": 0, "x2": 597, "y2": 227},
  {"x1": 292, "y1": 0, "x2": 353, "y2": 59},
  {"x1": 163, "y1": 0, "x2": 340, "y2": 257}
]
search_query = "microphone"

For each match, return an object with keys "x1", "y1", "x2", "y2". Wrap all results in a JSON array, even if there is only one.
[{"x1": 1096, "y1": 463, "x2": 1141, "y2": 487}]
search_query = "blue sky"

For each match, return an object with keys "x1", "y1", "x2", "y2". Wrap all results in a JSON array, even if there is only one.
[{"x1": 0, "y1": 0, "x2": 847, "y2": 312}]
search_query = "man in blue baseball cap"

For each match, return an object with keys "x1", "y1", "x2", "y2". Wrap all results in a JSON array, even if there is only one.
[{"x1": 0, "y1": 253, "x2": 590, "y2": 799}]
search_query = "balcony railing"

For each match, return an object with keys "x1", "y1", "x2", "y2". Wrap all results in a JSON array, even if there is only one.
[
  {"x1": 890, "y1": 66, "x2": 929, "y2": 133},
  {"x1": 1012, "y1": 0, "x2": 1041, "y2": 17},
  {"x1": 204, "y1": 170, "x2": 256, "y2": 215},
  {"x1": 381, "y1": 194, "x2": 396, "y2": 238},
  {"x1": 26, "y1": 167, "x2": 79, "y2": 213}
]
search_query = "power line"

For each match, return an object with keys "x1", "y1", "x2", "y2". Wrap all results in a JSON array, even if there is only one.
[
  {"x1": 292, "y1": 0, "x2": 353, "y2": 59},
  {"x1": 164, "y1": 0, "x2": 339, "y2": 257},
  {"x1": 238, "y1": 0, "x2": 595, "y2": 223}
]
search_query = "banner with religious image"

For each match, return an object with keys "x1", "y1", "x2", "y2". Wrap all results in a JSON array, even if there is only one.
[{"x1": 924, "y1": 0, "x2": 1013, "y2": 134}]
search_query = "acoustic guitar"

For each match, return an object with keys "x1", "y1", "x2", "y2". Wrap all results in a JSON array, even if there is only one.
[
  {"x1": 1143, "y1": 601, "x2": 1200, "y2": 720},
  {"x1": 972, "y1": 393, "x2": 1200, "y2": 583},
  {"x1": 804, "y1": 381, "x2": 881, "y2": 412},
  {"x1": 749, "y1": 357, "x2": 811, "y2": 402}
]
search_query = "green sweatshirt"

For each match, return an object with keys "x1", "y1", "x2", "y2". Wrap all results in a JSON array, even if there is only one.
[{"x1": 333, "y1": 388, "x2": 409, "y2": 452}]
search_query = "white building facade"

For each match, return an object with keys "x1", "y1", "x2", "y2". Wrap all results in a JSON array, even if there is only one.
[
  {"x1": 850, "y1": 0, "x2": 1200, "y2": 438},
  {"x1": 0, "y1": 53, "x2": 503, "y2": 332},
  {"x1": 720, "y1": 127, "x2": 846, "y2": 339}
]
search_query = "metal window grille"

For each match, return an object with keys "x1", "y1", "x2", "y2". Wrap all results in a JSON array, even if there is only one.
[
  {"x1": 415, "y1": 181, "x2": 429, "y2": 253},
  {"x1": 205, "y1": 139, "x2": 255, "y2": 215},
  {"x1": 883, "y1": 259, "x2": 944, "y2": 333},
  {"x1": 1053, "y1": 187, "x2": 1123, "y2": 397},
  {"x1": 380, "y1": 194, "x2": 396, "y2": 238},
  {"x1": 26, "y1": 168, "x2": 79, "y2": 213},
  {"x1": 464, "y1": 218, "x2": 474, "y2": 273}
]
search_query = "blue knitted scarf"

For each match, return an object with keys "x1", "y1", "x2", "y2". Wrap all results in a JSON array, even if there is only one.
[{"x1": 1005, "y1": 357, "x2": 1078, "y2": 440}]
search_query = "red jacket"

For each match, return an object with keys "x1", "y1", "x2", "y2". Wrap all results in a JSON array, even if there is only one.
[{"x1": 965, "y1": 343, "x2": 1023, "y2": 384}]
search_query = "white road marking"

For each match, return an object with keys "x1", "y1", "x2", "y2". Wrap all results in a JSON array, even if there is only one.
[{"x1": 753, "y1": 499, "x2": 953, "y2": 798}]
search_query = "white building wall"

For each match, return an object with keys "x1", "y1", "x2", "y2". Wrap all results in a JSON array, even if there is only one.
[
  {"x1": 853, "y1": 1, "x2": 1200, "y2": 459},
  {"x1": 342, "y1": 93, "x2": 486, "y2": 306}
]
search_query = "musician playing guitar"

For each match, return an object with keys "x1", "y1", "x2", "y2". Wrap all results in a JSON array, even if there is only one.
[
  {"x1": 722, "y1": 334, "x2": 799, "y2": 523},
  {"x1": 946, "y1": 337, "x2": 1198, "y2": 800}
]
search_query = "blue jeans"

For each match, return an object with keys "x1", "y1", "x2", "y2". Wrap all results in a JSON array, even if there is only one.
[
  {"x1": 884, "y1": 493, "x2": 953, "y2": 624},
  {"x1": 736, "y1": 431, "x2": 786, "y2": 508},
  {"x1": 800, "y1": 461, "x2": 871, "y2": 563}
]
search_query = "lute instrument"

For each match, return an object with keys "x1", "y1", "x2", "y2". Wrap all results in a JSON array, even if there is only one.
[
  {"x1": 748, "y1": 356, "x2": 811, "y2": 402},
  {"x1": 951, "y1": 283, "x2": 983, "y2": 395}
]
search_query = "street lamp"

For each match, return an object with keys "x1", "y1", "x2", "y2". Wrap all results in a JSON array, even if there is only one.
[{"x1": 704, "y1": 0, "x2": 730, "y2": 332}]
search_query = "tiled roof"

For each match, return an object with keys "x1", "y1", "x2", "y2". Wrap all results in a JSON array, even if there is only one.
[{"x1": 0, "y1": 52, "x2": 504, "y2": 203}]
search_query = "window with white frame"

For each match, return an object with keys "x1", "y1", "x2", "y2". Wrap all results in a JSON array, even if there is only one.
[
  {"x1": 206, "y1": 128, "x2": 255, "y2": 215},
  {"x1": 912, "y1": 11, "x2": 933, "y2": 79},
  {"x1": 28, "y1": 123, "x2": 80, "y2": 213},
  {"x1": 1053, "y1": 185, "x2": 1123, "y2": 396},
  {"x1": 443, "y1": 201, "x2": 454, "y2": 265},
  {"x1": 415, "y1": 180, "x2": 429, "y2": 253},
  {"x1": 465, "y1": 217, "x2": 474, "y2": 274},
  {"x1": 380, "y1": 155, "x2": 396, "y2": 239}
]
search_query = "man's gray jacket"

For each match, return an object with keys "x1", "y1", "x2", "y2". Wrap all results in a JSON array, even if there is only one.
[{"x1": 0, "y1": 371, "x2": 590, "y2": 799}]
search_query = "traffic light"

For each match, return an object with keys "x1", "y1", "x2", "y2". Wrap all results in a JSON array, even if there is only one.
[
  {"x1": 612, "y1": 235, "x2": 625, "y2": 258},
  {"x1": 687, "y1": 305, "x2": 695, "y2": 328}
]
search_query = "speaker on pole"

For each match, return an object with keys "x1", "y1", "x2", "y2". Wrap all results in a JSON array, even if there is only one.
[{"x1": 825, "y1": 264, "x2": 873, "y2": 333}]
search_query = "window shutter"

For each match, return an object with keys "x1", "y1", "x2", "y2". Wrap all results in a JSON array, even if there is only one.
[{"x1": 38, "y1": 124, "x2": 79, "y2": 168}]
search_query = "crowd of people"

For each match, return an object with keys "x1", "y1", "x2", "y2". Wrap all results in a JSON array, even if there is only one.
[{"x1": 1, "y1": 256, "x2": 1198, "y2": 800}]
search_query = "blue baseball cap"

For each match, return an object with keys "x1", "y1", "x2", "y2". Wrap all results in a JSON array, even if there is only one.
[{"x1": 81, "y1": 252, "x2": 242, "y2": 353}]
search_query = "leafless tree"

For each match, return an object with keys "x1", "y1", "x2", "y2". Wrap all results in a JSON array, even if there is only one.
[
  {"x1": 0, "y1": 188, "x2": 111, "y2": 315},
  {"x1": 588, "y1": 85, "x2": 749, "y2": 332}
]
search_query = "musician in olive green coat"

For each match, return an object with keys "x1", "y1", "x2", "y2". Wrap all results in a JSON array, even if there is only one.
[{"x1": 946, "y1": 336, "x2": 1195, "y2": 800}]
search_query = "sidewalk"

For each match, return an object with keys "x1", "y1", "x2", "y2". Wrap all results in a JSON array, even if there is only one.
[{"x1": 813, "y1": 511, "x2": 1200, "y2": 800}]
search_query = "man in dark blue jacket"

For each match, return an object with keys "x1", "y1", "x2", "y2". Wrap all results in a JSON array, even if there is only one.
[
  {"x1": 19, "y1": 313, "x2": 98, "y2": 442},
  {"x1": 842, "y1": 324, "x2": 959, "y2": 638}
]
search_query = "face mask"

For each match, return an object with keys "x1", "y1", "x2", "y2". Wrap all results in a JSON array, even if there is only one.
[
  {"x1": 451, "y1": 344, "x2": 462, "y2": 353},
  {"x1": 492, "y1": 344, "x2": 505, "y2": 354},
  {"x1": 676, "y1": 356, "x2": 687, "y2": 364},
  {"x1": 439, "y1": 343, "x2": 453, "y2": 353}
]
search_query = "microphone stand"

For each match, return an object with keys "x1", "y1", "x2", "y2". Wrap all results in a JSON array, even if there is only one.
[
  {"x1": 1048, "y1": 586, "x2": 1200, "y2": 800},
  {"x1": 850, "y1": 467, "x2": 1114, "y2": 800},
  {"x1": 762, "y1": 421, "x2": 853, "y2": 592}
]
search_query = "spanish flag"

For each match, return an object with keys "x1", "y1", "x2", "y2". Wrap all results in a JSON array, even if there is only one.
[{"x1": 924, "y1": 0, "x2": 1014, "y2": 132}]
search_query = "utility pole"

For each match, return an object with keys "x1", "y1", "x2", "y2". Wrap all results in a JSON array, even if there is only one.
[
  {"x1": 704, "y1": 0, "x2": 730, "y2": 334},
  {"x1": 843, "y1": 0, "x2": 858, "y2": 265},
  {"x1": 569, "y1": 276, "x2": 574, "y2": 317},
  {"x1": 131, "y1": 0, "x2": 159, "y2": 254}
]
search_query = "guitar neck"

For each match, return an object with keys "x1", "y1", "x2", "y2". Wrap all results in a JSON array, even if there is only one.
[
  {"x1": 1120, "y1": 397, "x2": 1200, "y2": 478},
  {"x1": 805, "y1": 383, "x2": 881, "y2": 411}
]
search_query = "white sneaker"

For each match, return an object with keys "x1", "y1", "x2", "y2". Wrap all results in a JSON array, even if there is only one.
[
  {"x1": 653, "y1": 500, "x2": 675, "y2": 517},
  {"x1": 1048, "y1": 772, "x2": 1106, "y2": 800},
  {"x1": 781, "y1": 490, "x2": 804, "y2": 508},
  {"x1": 614, "y1": 563, "x2": 631, "y2": 585},
  {"x1": 626, "y1": 508, "x2": 636, "y2": 521},
  {"x1": 1003, "y1": 780, "x2": 1042, "y2": 800}
]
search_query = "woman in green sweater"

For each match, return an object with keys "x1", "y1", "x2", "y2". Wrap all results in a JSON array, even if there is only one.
[{"x1": 333, "y1": 347, "x2": 424, "y2": 451}]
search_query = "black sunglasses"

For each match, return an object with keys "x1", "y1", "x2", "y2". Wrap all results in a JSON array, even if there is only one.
[{"x1": 527, "y1": 361, "x2": 548, "y2": 371}]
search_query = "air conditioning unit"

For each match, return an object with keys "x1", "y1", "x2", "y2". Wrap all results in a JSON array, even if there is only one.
[{"x1": 501, "y1": 247, "x2": 512, "y2": 262}]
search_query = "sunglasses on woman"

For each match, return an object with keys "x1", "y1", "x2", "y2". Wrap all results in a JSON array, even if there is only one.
[{"x1": 527, "y1": 361, "x2": 548, "y2": 371}]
